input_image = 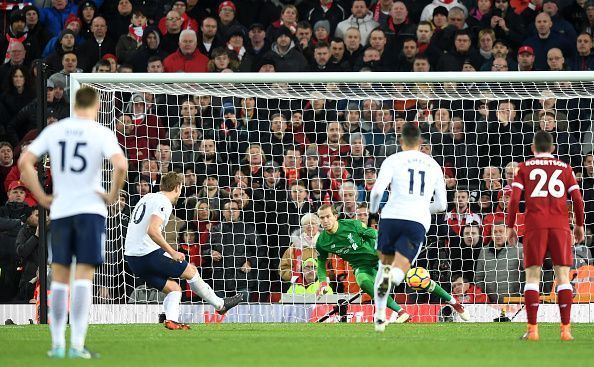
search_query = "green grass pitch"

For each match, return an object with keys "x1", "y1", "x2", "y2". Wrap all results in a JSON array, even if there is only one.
[{"x1": 1, "y1": 323, "x2": 593, "y2": 366}]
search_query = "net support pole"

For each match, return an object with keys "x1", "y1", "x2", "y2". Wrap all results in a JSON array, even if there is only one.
[{"x1": 37, "y1": 62, "x2": 49, "y2": 324}]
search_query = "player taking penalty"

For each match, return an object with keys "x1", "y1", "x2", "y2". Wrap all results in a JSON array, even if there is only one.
[
  {"x1": 19, "y1": 87, "x2": 129, "y2": 359},
  {"x1": 315, "y1": 204, "x2": 411, "y2": 324},
  {"x1": 369, "y1": 123, "x2": 469, "y2": 332},
  {"x1": 124, "y1": 172, "x2": 242, "y2": 330},
  {"x1": 506, "y1": 130, "x2": 585, "y2": 341}
]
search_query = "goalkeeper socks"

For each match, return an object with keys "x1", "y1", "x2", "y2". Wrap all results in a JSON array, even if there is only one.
[
  {"x1": 187, "y1": 272, "x2": 224, "y2": 310},
  {"x1": 389, "y1": 267, "x2": 405, "y2": 286},
  {"x1": 163, "y1": 291, "x2": 182, "y2": 322},
  {"x1": 524, "y1": 283, "x2": 540, "y2": 325},
  {"x1": 70, "y1": 279, "x2": 92, "y2": 351},
  {"x1": 49, "y1": 281, "x2": 69, "y2": 349},
  {"x1": 428, "y1": 280, "x2": 454, "y2": 303},
  {"x1": 557, "y1": 284, "x2": 573, "y2": 325}
]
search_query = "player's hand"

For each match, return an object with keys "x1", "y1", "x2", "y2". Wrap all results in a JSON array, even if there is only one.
[
  {"x1": 573, "y1": 225, "x2": 585, "y2": 244},
  {"x1": 316, "y1": 281, "x2": 330, "y2": 296},
  {"x1": 37, "y1": 193, "x2": 53, "y2": 209},
  {"x1": 211, "y1": 250, "x2": 222, "y2": 262},
  {"x1": 507, "y1": 227, "x2": 518, "y2": 245},
  {"x1": 240, "y1": 261, "x2": 252, "y2": 273},
  {"x1": 170, "y1": 251, "x2": 185, "y2": 263}
]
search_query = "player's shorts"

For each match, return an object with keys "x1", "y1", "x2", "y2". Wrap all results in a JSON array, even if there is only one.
[
  {"x1": 125, "y1": 249, "x2": 188, "y2": 291},
  {"x1": 376, "y1": 218, "x2": 425, "y2": 263},
  {"x1": 50, "y1": 214, "x2": 106, "y2": 266},
  {"x1": 523, "y1": 228, "x2": 573, "y2": 268}
]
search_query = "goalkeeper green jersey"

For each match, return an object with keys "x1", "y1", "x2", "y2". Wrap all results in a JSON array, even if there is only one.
[{"x1": 316, "y1": 219, "x2": 378, "y2": 281}]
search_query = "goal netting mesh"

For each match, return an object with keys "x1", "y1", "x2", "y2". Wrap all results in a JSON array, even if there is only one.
[{"x1": 79, "y1": 73, "x2": 594, "y2": 323}]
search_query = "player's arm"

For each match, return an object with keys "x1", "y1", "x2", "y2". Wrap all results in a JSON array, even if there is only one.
[
  {"x1": 101, "y1": 152, "x2": 128, "y2": 205},
  {"x1": 18, "y1": 150, "x2": 52, "y2": 209},
  {"x1": 356, "y1": 220, "x2": 377, "y2": 240},
  {"x1": 316, "y1": 247, "x2": 330, "y2": 295},
  {"x1": 568, "y1": 170, "x2": 585, "y2": 243},
  {"x1": 506, "y1": 166, "x2": 523, "y2": 242},
  {"x1": 147, "y1": 214, "x2": 184, "y2": 262},
  {"x1": 369, "y1": 158, "x2": 392, "y2": 214},
  {"x1": 429, "y1": 166, "x2": 447, "y2": 214}
]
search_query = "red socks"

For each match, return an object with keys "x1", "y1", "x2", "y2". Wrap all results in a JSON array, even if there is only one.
[
  {"x1": 524, "y1": 289, "x2": 540, "y2": 325},
  {"x1": 557, "y1": 287, "x2": 573, "y2": 325}
]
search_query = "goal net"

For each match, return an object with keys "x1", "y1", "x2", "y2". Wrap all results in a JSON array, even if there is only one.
[{"x1": 70, "y1": 72, "x2": 594, "y2": 323}]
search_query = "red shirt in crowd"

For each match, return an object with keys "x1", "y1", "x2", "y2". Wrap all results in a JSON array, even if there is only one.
[{"x1": 164, "y1": 49, "x2": 209, "y2": 72}]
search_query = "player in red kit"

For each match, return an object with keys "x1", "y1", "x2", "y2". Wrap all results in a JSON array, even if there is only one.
[{"x1": 506, "y1": 130, "x2": 585, "y2": 341}]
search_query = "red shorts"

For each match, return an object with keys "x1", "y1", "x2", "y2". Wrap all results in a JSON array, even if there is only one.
[{"x1": 523, "y1": 228, "x2": 573, "y2": 268}]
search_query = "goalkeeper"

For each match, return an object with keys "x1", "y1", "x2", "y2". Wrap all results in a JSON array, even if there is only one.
[{"x1": 315, "y1": 204, "x2": 410, "y2": 323}]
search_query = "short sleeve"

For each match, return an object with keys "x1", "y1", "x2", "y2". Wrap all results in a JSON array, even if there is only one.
[
  {"x1": 512, "y1": 163, "x2": 525, "y2": 191},
  {"x1": 566, "y1": 166, "x2": 579, "y2": 194},
  {"x1": 101, "y1": 127, "x2": 124, "y2": 159},
  {"x1": 26, "y1": 128, "x2": 50, "y2": 157},
  {"x1": 150, "y1": 197, "x2": 172, "y2": 221}
]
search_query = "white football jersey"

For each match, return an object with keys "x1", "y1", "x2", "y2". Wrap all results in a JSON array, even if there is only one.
[
  {"x1": 27, "y1": 117, "x2": 123, "y2": 220},
  {"x1": 370, "y1": 150, "x2": 447, "y2": 231},
  {"x1": 124, "y1": 192, "x2": 172, "y2": 257}
]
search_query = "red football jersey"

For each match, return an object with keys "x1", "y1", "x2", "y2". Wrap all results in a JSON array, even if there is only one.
[{"x1": 506, "y1": 153, "x2": 583, "y2": 230}]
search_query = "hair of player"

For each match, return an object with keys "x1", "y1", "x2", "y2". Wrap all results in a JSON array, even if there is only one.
[
  {"x1": 74, "y1": 86, "x2": 99, "y2": 110},
  {"x1": 160, "y1": 171, "x2": 184, "y2": 192},
  {"x1": 318, "y1": 203, "x2": 338, "y2": 216},
  {"x1": 533, "y1": 130, "x2": 554, "y2": 153},
  {"x1": 401, "y1": 122, "x2": 421, "y2": 147}
]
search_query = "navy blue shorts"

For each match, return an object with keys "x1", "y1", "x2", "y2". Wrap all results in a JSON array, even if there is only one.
[
  {"x1": 377, "y1": 218, "x2": 425, "y2": 263},
  {"x1": 125, "y1": 249, "x2": 188, "y2": 291},
  {"x1": 50, "y1": 214, "x2": 106, "y2": 266}
]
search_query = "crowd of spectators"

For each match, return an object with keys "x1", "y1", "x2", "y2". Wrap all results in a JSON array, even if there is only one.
[{"x1": 1, "y1": 0, "x2": 594, "y2": 304}]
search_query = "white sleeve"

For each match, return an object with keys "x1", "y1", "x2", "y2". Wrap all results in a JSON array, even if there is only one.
[
  {"x1": 26, "y1": 128, "x2": 50, "y2": 157},
  {"x1": 150, "y1": 197, "x2": 171, "y2": 221},
  {"x1": 429, "y1": 163, "x2": 447, "y2": 214},
  {"x1": 370, "y1": 157, "x2": 393, "y2": 214},
  {"x1": 101, "y1": 127, "x2": 124, "y2": 159}
]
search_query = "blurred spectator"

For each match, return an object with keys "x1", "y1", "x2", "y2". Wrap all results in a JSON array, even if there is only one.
[
  {"x1": 280, "y1": 213, "x2": 320, "y2": 283},
  {"x1": 371, "y1": 0, "x2": 395, "y2": 29},
  {"x1": 130, "y1": 27, "x2": 167, "y2": 72},
  {"x1": 1, "y1": 65, "x2": 35, "y2": 122},
  {"x1": 503, "y1": 161, "x2": 519, "y2": 189},
  {"x1": 77, "y1": 1, "x2": 96, "y2": 40},
  {"x1": 125, "y1": 93, "x2": 164, "y2": 149},
  {"x1": 536, "y1": 109, "x2": 581, "y2": 167},
  {"x1": 263, "y1": 26, "x2": 308, "y2": 72},
  {"x1": 523, "y1": 12, "x2": 575, "y2": 70},
  {"x1": 347, "y1": 133, "x2": 371, "y2": 184},
  {"x1": 198, "y1": 16, "x2": 223, "y2": 57},
  {"x1": 14, "y1": 206, "x2": 40, "y2": 302},
  {"x1": 164, "y1": 29, "x2": 209, "y2": 72},
  {"x1": 161, "y1": 10, "x2": 184, "y2": 55},
  {"x1": 281, "y1": 180, "x2": 314, "y2": 235},
  {"x1": 449, "y1": 223, "x2": 483, "y2": 281},
  {"x1": 547, "y1": 47, "x2": 569, "y2": 70},
  {"x1": 171, "y1": 124, "x2": 201, "y2": 166},
  {"x1": 0, "y1": 180, "x2": 32, "y2": 302},
  {"x1": 153, "y1": 142, "x2": 173, "y2": 174},
  {"x1": 335, "y1": 180, "x2": 359, "y2": 219},
  {"x1": 421, "y1": 0, "x2": 468, "y2": 22},
  {"x1": 205, "y1": 199, "x2": 261, "y2": 301},
  {"x1": 318, "y1": 121, "x2": 350, "y2": 168},
  {"x1": 158, "y1": 0, "x2": 199, "y2": 36},
  {"x1": 540, "y1": 0, "x2": 577, "y2": 42},
  {"x1": 482, "y1": 187, "x2": 525, "y2": 244},
  {"x1": 0, "y1": 142, "x2": 14, "y2": 204},
  {"x1": 451, "y1": 274, "x2": 489, "y2": 303},
  {"x1": 261, "y1": 113, "x2": 294, "y2": 161},
  {"x1": 343, "y1": 27, "x2": 364, "y2": 70},
  {"x1": 207, "y1": 47, "x2": 239, "y2": 72},
  {"x1": 437, "y1": 29, "x2": 482, "y2": 71},
  {"x1": 335, "y1": 0, "x2": 380, "y2": 46},
  {"x1": 286, "y1": 257, "x2": 328, "y2": 294},
  {"x1": 43, "y1": 21, "x2": 79, "y2": 69},
  {"x1": 445, "y1": 189, "x2": 482, "y2": 236},
  {"x1": 307, "y1": 0, "x2": 346, "y2": 35},
  {"x1": 115, "y1": 113, "x2": 149, "y2": 168},
  {"x1": 78, "y1": 16, "x2": 116, "y2": 72},
  {"x1": 517, "y1": 45, "x2": 536, "y2": 71},
  {"x1": 313, "y1": 20, "x2": 331, "y2": 45},
  {"x1": 246, "y1": 22, "x2": 269, "y2": 68},
  {"x1": 24, "y1": 5, "x2": 51, "y2": 51},
  {"x1": 268, "y1": 4, "x2": 298, "y2": 39},
  {"x1": 475, "y1": 222, "x2": 524, "y2": 303},
  {"x1": 482, "y1": 100, "x2": 523, "y2": 169},
  {"x1": 282, "y1": 146, "x2": 303, "y2": 187},
  {"x1": 39, "y1": 0, "x2": 79, "y2": 38},
  {"x1": 485, "y1": 0, "x2": 526, "y2": 49},
  {"x1": 571, "y1": 32, "x2": 594, "y2": 70},
  {"x1": 0, "y1": 41, "x2": 26, "y2": 88},
  {"x1": 115, "y1": 9, "x2": 148, "y2": 65},
  {"x1": 217, "y1": 1, "x2": 246, "y2": 40}
]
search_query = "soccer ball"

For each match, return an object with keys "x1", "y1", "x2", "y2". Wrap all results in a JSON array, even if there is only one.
[{"x1": 405, "y1": 267, "x2": 431, "y2": 291}]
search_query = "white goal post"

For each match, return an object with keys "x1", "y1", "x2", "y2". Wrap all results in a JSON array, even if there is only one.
[{"x1": 62, "y1": 71, "x2": 594, "y2": 324}]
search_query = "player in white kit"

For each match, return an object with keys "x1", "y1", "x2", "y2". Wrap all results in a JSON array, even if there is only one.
[
  {"x1": 124, "y1": 172, "x2": 242, "y2": 330},
  {"x1": 369, "y1": 123, "x2": 469, "y2": 332},
  {"x1": 18, "y1": 87, "x2": 128, "y2": 358}
]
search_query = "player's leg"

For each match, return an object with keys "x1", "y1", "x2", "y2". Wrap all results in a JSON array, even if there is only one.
[
  {"x1": 180, "y1": 264, "x2": 242, "y2": 314},
  {"x1": 550, "y1": 228, "x2": 574, "y2": 340},
  {"x1": 356, "y1": 268, "x2": 410, "y2": 323},
  {"x1": 373, "y1": 219, "x2": 397, "y2": 331},
  {"x1": 521, "y1": 229, "x2": 547, "y2": 341},
  {"x1": 161, "y1": 279, "x2": 188, "y2": 329},
  {"x1": 68, "y1": 214, "x2": 105, "y2": 358},
  {"x1": 47, "y1": 217, "x2": 73, "y2": 358}
]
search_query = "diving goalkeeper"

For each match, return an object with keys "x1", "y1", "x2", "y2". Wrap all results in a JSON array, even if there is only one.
[{"x1": 315, "y1": 204, "x2": 410, "y2": 323}]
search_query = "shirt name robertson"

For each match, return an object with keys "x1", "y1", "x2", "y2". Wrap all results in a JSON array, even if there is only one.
[{"x1": 525, "y1": 159, "x2": 567, "y2": 168}]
